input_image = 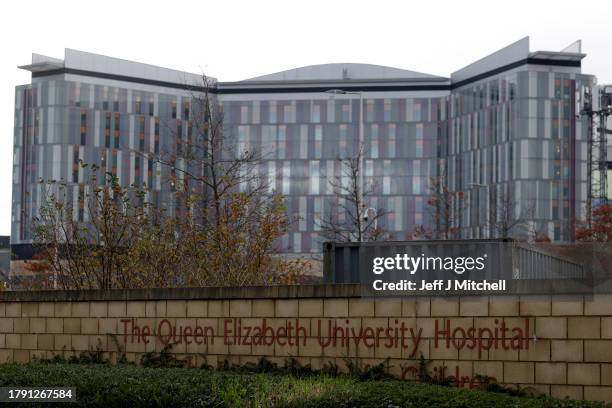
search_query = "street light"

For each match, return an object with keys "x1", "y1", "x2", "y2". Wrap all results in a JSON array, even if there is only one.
[
  {"x1": 362, "y1": 207, "x2": 378, "y2": 230},
  {"x1": 325, "y1": 89, "x2": 364, "y2": 203},
  {"x1": 325, "y1": 89, "x2": 368, "y2": 240}
]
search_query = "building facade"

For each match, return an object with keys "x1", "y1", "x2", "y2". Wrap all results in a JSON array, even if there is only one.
[{"x1": 12, "y1": 37, "x2": 595, "y2": 260}]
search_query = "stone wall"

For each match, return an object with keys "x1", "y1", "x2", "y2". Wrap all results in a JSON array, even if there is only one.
[{"x1": 0, "y1": 285, "x2": 611, "y2": 402}]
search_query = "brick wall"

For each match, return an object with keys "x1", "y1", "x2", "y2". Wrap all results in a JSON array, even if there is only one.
[{"x1": 0, "y1": 286, "x2": 611, "y2": 402}]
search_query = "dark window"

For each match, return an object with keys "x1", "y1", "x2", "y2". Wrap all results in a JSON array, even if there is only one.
[
  {"x1": 135, "y1": 157, "x2": 140, "y2": 183},
  {"x1": 105, "y1": 113, "x2": 111, "y2": 148},
  {"x1": 154, "y1": 119, "x2": 160, "y2": 153},
  {"x1": 78, "y1": 185, "x2": 85, "y2": 221},
  {"x1": 72, "y1": 147, "x2": 79, "y2": 183},
  {"x1": 139, "y1": 117, "x2": 145, "y2": 151},
  {"x1": 114, "y1": 113, "x2": 120, "y2": 148},
  {"x1": 80, "y1": 111, "x2": 87, "y2": 145},
  {"x1": 112, "y1": 150, "x2": 118, "y2": 175},
  {"x1": 147, "y1": 158, "x2": 153, "y2": 188}
]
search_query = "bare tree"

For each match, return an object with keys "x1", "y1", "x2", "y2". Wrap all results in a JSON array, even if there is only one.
[
  {"x1": 27, "y1": 76, "x2": 305, "y2": 290},
  {"x1": 489, "y1": 186, "x2": 535, "y2": 239},
  {"x1": 318, "y1": 147, "x2": 390, "y2": 242},
  {"x1": 153, "y1": 75, "x2": 266, "y2": 226},
  {"x1": 150, "y1": 75, "x2": 303, "y2": 284},
  {"x1": 425, "y1": 168, "x2": 466, "y2": 240},
  {"x1": 31, "y1": 165, "x2": 150, "y2": 289}
]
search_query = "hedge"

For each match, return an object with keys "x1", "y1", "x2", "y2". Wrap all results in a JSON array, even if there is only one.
[{"x1": 0, "y1": 362, "x2": 609, "y2": 408}]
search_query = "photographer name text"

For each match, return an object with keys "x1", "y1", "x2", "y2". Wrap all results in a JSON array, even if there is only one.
[{"x1": 372, "y1": 279, "x2": 506, "y2": 292}]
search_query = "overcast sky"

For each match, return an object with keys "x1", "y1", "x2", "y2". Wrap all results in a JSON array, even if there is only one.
[{"x1": 0, "y1": 0, "x2": 611, "y2": 236}]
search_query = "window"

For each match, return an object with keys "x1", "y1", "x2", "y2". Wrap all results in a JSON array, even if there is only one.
[
  {"x1": 416, "y1": 140, "x2": 423, "y2": 157},
  {"x1": 111, "y1": 150, "x2": 118, "y2": 175},
  {"x1": 113, "y1": 113, "x2": 120, "y2": 148},
  {"x1": 413, "y1": 160, "x2": 421, "y2": 176},
  {"x1": 139, "y1": 117, "x2": 145, "y2": 151},
  {"x1": 365, "y1": 160, "x2": 374, "y2": 177},
  {"x1": 388, "y1": 124, "x2": 396, "y2": 157},
  {"x1": 73, "y1": 83, "x2": 81, "y2": 107},
  {"x1": 171, "y1": 102, "x2": 177, "y2": 119},
  {"x1": 314, "y1": 125, "x2": 322, "y2": 158},
  {"x1": 312, "y1": 104, "x2": 321, "y2": 123},
  {"x1": 283, "y1": 104, "x2": 293, "y2": 122},
  {"x1": 135, "y1": 156, "x2": 140, "y2": 182},
  {"x1": 383, "y1": 176, "x2": 390, "y2": 194},
  {"x1": 267, "y1": 162, "x2": 276, "y2": 193},
  {"x1": 72, "y1": 147, "x2": 79, "y2": 183},
  {"x1": 282, "y1": 162, "x2": 290, "y2": 195},
  {"x1": 113, "y1": 89, "x2": 120, "y2": 112},
  {"x1": 147, "y1": 158, "x2": 153, "y2": 188},
  {"x1": 105, "y1": 113, "x2": 111, "y2": 148},
  {"x1": 414, "y1": 102, "x2": 421, "y2": 121},
  {"x1": 554, "y1": 79, "x2": 562, "y2": 99},
  {"x1": 384, "y1": 100, "x2": 392, "y2": 121},
  {"x1": 135, "y1": 96, "x2": 142, "y2": 114},
  {"x1": 341, "y1": 103, "x2": 350, "y2": 122},
  {"x1": 412, "y1": 176, "x2": 421, "y2": 194},
  {"x1": 554, "y1": 141, "x2": 561, "y2": 159},
  {"x1": 371, "y1": 140, "x2": 379, "y2": 158},
  {"x1": 80, "y1": 110, "x2": 87, "y2": 146},
  {"x1": 310, "y1": 161, "x2": 319, "y2": 194},
  {"x1": 293, "y1": 233, "x2": 301, "y2": 253},
  {"x1": 240, "y1": 105, "x2": 249, "y2": 123},
  {"x1": 479, "y1": 87, "x2": 485, "y2": 109},
  {"x1": 102, "y1": 87, "x2": 109, "y2": 111},
  {"x1": 416, "y1": 123, "x2": 423, "y2": 140},
  {"x1": 339, "y1": 124, "x2": 347, "y2": 152},
  {"x1": 100, "y1": 151, "x2": 107, "y2": 172},
  {"x1": 371, "y1": 124, "x2": 379, "y2": 139},
  {"x1": 269, "y1": 101, "x2": 277, "y2": 123},
  {"x1": 278, "y1": 126, "x2": 286, "y2": 159},
  {"x1": 154, "y1": 119, "x2": 160, "y2": 153},
  {"x1": 177, "y1": 122, "x2": 183, "y2": 153},
  {"x1": 78, "y1": 185, "x2": 85, "y2": 222},
  {"x1": 366, "y1": 100, "x2": 374, "y2": 121},
  {"x1": 149, "y1": 98, "x2": 155, "y2": 116},
  {"x1": 415, "y1": 196, "x2": 423, "y2": 212}
]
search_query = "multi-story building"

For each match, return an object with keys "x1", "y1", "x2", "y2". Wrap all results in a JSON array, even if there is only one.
[
  {"x1": 12, "y1": 50, "x2": 206, "y2": 261},
  {"x1": 11, "y1": 37, "x2": 595, "y2": 265}
]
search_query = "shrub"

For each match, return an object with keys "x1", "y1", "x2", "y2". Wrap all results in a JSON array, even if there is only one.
[{"x1": 0, "y1": 362, "x2": 609, "y2": 408}]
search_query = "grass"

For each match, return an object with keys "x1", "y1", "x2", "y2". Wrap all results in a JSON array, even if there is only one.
[{"x1": 0, "y1": 362, "x2": 609, "y2": 407}]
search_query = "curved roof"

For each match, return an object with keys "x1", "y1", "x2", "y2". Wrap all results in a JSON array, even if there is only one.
[{"x1": 243, "y1": 63, "x2": 446, "y2": 82}]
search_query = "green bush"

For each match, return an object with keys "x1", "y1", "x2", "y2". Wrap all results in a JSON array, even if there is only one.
[{"x1": 0, "y1": 362, "x2": 609, "y2": 408}]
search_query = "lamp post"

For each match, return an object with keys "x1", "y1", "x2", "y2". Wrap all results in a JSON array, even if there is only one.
[
  {"x1": 325, "y1": 89, "x2": 368, "y2": 240},
  {"x1": 362, "y1": 207, "x2": 378, "y2": 230},
  {"x1": 325, "y1": 89, "x2": 364, "y2": 203}
]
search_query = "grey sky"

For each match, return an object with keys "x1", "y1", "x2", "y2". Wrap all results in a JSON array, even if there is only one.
[{"x1": 1, "y1": 0, "x2": 610, "y2": 235}]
